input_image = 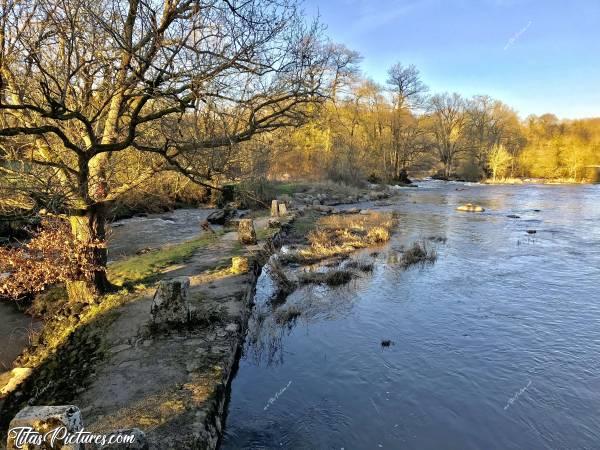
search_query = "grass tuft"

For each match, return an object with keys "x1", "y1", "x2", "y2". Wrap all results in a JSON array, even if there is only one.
[
  {"x1": 298, "y1": 269, "x2": 355, "y2": 286},
  {"x1": 400, "y1": 240, "x2": 437, "y2": 269}
]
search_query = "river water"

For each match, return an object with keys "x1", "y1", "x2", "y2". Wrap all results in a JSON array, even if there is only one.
[{"x1": 222, "y1": 182, "x2": 600, "y2": 449}]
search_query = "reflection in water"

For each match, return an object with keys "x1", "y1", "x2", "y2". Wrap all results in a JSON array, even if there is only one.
[{"x1": 223, "y1": 182, "x2": 600, "y2": 450}]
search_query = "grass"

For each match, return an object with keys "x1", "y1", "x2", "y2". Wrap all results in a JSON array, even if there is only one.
[
  {"x1": 268, "y1": 260, "x2": 298, "y2": 302},
  {"x1": 298, "y1": 269, "x2": 355, "y2": 286},
  {"x1": 274, "y1": 305, "x2": 302, "y2": 325},
  {"x1": 400, "y1": 240, "x2": 437, "y2": 269},
  {"x1": 345, "y1": 260, "x2": 375, "y2": 272},
  {"x1": 108, "y1": 234, "x2": 218, "y2": 287},
  {"x1": 286, "y1": 212, "x2": 396, "y2": 264}
]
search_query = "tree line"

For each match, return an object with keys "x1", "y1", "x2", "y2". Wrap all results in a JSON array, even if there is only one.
[{"x1": 267, "y1": 57, "x2": 600, "y2": 184}]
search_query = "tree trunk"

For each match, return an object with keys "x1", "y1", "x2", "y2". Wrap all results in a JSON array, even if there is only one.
[{"x1": 66, "y1": 204, "x2": 111, "y2": 302}]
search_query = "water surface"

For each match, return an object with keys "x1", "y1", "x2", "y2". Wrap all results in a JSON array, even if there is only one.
[{"x1": 222, "y1": 182, "x2": 600, "y2": 449}]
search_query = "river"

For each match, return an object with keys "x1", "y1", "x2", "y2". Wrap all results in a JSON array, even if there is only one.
[{"x1": 222, "y1": 182, "x2": 600, "y2": 449}]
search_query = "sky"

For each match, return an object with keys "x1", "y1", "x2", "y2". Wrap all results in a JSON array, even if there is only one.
[{"x1": 302, "y1": 0, "x2": 600, "y2": 119}]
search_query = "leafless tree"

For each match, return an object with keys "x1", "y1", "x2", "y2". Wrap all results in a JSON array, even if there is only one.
[
  {"x1": 0, "y1": 0, "x2": 330, "y2": 300},
  {"x1": 427, "y1": 93, "x2": 467, "y2": 178},
  {"x1": 386, "y1": 62, "x2": 428, "y2": 179}
]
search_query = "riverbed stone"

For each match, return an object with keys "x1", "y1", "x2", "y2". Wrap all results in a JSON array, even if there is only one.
[
  {"x1": 238, "y1": 219, "x2": 257, "y2": 245},
  {"x1": 7, "y1": 405, "x2": 83, "y2": 450},
  {"x1": 456, "y1": 203, "x2": 485, "y2": 212},
  {"x1": 151, "y1": 277, "x2": 190, "y2": 324}
]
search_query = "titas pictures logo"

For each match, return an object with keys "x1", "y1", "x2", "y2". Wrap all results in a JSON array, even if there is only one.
[{"x1": 8, "y1": 426, "x2": 137, "y2": 449}]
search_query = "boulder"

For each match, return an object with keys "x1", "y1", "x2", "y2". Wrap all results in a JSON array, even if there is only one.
[
  {"x1": 206, "y1": 208, "x2": 235, "y2": 225},
  {"x1": 456, "y1": 204, "x2": 485, "y2": 213},
  {"x1": 151, "y1": 277, "x2": 190, "y2": 324},
  {"x1": 7, "y1": 405, "x2": 83, "y2": 450},
  {"x1": 238, "y1": 219, "x2": 257, "y2": 245}
]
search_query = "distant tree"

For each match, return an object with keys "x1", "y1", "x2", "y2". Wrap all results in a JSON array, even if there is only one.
[
  {"x1": 386, "y1": 63, "x2": 428, "y2": 179},
  {"x1": 487, "y1": 144, "x2": 513, "y2": 181},
  {"x1": 426, "y1": 93, "x2": 467, "y2": 177}
]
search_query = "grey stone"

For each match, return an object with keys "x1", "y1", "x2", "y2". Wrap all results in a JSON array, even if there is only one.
[
  {"x1": 238, "y1": 219, "x2": 257, "y2": 245},
  {"x1": 270, "y1": 200, "x2": 279, "y2": 217},
  {"x1": 277, "y1": 203, "x2": 287, "y2": 216},
  {"x1": 151, "y1": 277, "x2": 191, "y2": 324},
  {"x1": 7, "y1": 405, "x2": 83, "y2": 450}
]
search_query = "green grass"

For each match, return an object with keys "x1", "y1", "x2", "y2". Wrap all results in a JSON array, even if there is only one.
[{"x1": 108, "y1": 234, "x2": 218, "y2": 287}]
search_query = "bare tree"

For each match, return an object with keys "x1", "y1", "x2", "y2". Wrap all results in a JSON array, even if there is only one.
[
  {"x1": 0, "y1": 0, "x2": 329, "y2": 301},
  {"x1": 427, "y1": 93, "x2": 467, "y2": 178},
  {"x1": 386, "y1": 62, "x2": 427, "y2": 179}
]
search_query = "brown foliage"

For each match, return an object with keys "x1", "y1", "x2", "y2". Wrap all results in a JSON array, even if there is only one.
[{"x1": 0, "y1": 219, "x2": 103, "y2": 299}]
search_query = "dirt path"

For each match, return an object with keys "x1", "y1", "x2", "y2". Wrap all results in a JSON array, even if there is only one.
[{"x1": 73, "y1": 223, "x2": 272, "y2": 448}]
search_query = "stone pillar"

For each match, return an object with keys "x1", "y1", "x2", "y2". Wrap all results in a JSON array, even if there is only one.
[
  {"x1": 7, "y1": 405, "x2": 83, "y2": 450},
  {"x1": 270, "y1": 200, "x2": 279, "y2": 217},
  {"x1": 238, "y1": 219, "x2": 257, "y2": 245},
  {"x1": 277, "y1": 203, "x2": 287, "y2": 216},
  {"x1": 231, "y1": 256, "x2": 250, "y2": 274},
  {"x1": 151, "y1": 277, "x2": 190, "y2": 324}
]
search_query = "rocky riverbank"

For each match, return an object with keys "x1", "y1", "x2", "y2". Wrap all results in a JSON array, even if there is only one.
[{"x1": 0, "y1": 182, "x2": 401, "y2": 448}]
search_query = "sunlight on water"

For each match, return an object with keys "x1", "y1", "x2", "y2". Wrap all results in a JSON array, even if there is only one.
[{"x1": 222, "y1": 182, "x2": 600, "y2": 449}]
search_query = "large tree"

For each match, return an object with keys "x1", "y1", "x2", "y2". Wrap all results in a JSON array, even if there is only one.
[
  {"x1": 427, "y1": 93, "x2": 467, "y2": 177},
  {"x1": 0, "y1": 0, "x2": 329, "y2": 301},
  {"x1": 386, "y1": 63, "x2": 427, "y2": 179}
]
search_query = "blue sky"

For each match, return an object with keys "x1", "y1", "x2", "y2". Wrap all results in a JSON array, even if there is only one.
[{"x1": 303, "y1": 0, "x2": 600, "y2": 119}]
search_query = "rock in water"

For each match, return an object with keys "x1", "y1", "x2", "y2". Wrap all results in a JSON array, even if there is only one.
[
  {"x1": 456, "y1": 203, "x2": 485, "y2": 212},
  {"x1": 151, "y1": 277, "x2": 190, "y2": 324},
  {"x1": 206, "y1": 209, "x2": 226, "y2": 224},
  {"x1": 238, "y1": 218, "x2": 257, "y2": 245},
  {"x1": 7, "y1": 405, "x2": 83, "y2": 450}
]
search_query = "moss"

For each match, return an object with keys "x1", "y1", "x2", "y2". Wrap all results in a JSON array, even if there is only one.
[{"x1": 109, "y1": 234, "x2": 218, "y2": 287}]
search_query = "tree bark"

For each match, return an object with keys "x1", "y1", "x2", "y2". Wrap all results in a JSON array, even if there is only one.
[{"x1": 66, "y1": 204, "x2": 111, "y2": 302}]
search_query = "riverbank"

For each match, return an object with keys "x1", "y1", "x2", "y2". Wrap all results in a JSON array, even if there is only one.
[
  {"x1": 0, "y1": 214, "x2": 281, "y2": 445},
  {"x1": 0, "y1": 182, "x2": 399, "y2": 448},
  {"x1": 481, "y1": 177, "x2": 594, "y2": 185}
]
